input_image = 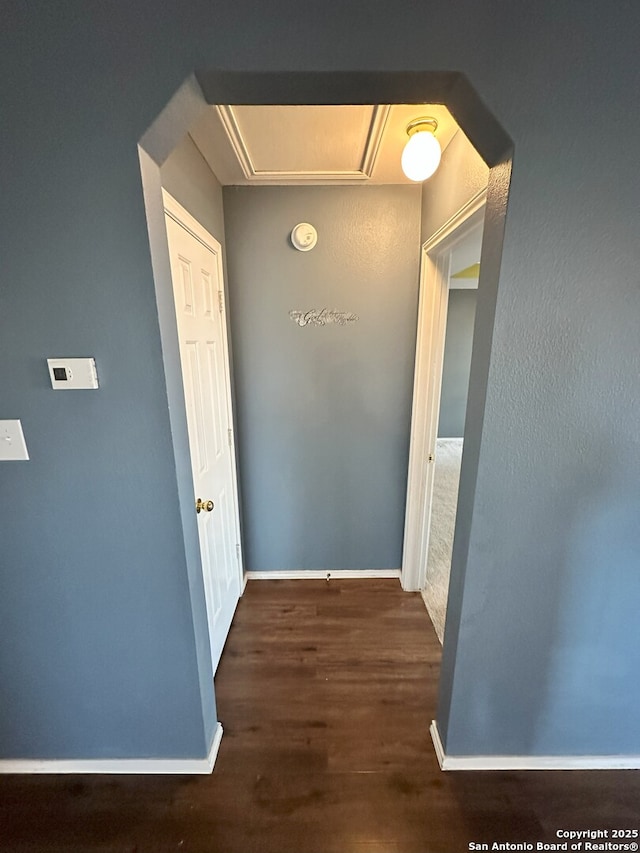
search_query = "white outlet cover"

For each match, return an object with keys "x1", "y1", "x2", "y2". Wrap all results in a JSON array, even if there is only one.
[{"x1": 0, "y1": 420, "x2": 29, "y2": 461}]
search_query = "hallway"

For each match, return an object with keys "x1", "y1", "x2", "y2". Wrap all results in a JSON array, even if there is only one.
[{"x1": 1, "y1": 579, "x2": 638, "y2": 852}]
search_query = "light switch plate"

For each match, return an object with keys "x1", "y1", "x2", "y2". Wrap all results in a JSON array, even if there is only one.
[
  {"x1": 0, "y1": 420, "x2": 29, "y2": 461},
  {"x1": 47, "y1": 358, "x2": 99, "y2": 390}
]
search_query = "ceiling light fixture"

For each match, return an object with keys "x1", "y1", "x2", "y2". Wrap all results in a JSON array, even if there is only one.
[{"x1": 401, "y1": 117, "x2": 441, "y2": 182}]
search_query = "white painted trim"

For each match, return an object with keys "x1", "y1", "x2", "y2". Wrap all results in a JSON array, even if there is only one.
[
  {"x1": 245, "y1": 569, "x2": 401, "y2": 580},
  {"x1": 216, "y1": 105, "x2": 255, "y2": 179},
  {"x1": 216, "y1": 104, "x2": 390, "y2": 183},
  {"x1": 162, "y1": 192, "x2": 221, "y2": 255},
  {"x1": 402, "y1": 248, "x2": 450, "y2": 592},
  {"x1": 0, "y1": 723, "x2": 223, "y2": 775},
  {"x1": 430, "y1": 721, "x2": 640, "y2": 771},
  {"x1": 221, "y1": 171, "x2": 373, "y2": 184},
  {"x1": 430, "y1": 720, "x2": 447, "y2": 769},
  {"x1": 360, "y1": 105, "x2": 391, "y2": 176},
  {"x1": 422, "y1": 188, "x2": 487, "y2": 254},
  {"x1": 401, "y1": 192, "x2": 487, "y2": 593}
]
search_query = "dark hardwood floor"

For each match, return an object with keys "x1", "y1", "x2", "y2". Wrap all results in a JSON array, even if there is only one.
[{"x1": 1, "y1": 579, "x2": 639, "y2": 852}]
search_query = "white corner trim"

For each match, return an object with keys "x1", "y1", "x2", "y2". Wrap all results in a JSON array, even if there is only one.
[
  {"x1": 430, "y1": 720, "x2": 447, "y2": 769},
  {"x1": 216, "y1": 105, "x2": 255, "y2": 179},
  {"x1": 162, "y1": 189, "x2": 222, "y2": 255},
  {"x1": 245, "y1": 569, "x2": 401, "y2": 580},
  {"x1": 422, "y1": 187, "x2": 487, "y2": 253},
  {"x1": 430, "y1": 720, "x2": 640, "y2": 771},
  {"x1": 0, "y1": 723, "x2": 223, "y2": 775},
  {"x1": 360, "y1": 104, "x2": 391, "y2": 177}
]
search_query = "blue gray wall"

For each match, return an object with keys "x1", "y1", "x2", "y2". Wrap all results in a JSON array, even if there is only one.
[
  {"x1": 1, "y1": 1, "x2": 639, "y2": 761},
  {"x1": 421, "y1": 131, "x2": 489, "y2": 243},
  {"x1": 161, "y1": 133, "x2": 227, "y2": 243},
  {"x1": 223, "y1": 185, "x2": 421, "y2": 571},
  {"x1": 438, "y1": 290, "x2": 477, "y2": 438}
]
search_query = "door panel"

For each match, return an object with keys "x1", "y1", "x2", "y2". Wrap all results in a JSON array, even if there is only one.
[{"x1": 164, "y1": 210, "x2": 241, "y2": 673}]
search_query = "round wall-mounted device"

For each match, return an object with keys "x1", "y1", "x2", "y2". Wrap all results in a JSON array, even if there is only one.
[{"x1": 290, "y1": 222, "x2": 317, "y2": 252}]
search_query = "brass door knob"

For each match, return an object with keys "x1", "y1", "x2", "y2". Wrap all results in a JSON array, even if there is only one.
[{"x1": 196, "y1": 498, "x2": 215, "y2": 514}]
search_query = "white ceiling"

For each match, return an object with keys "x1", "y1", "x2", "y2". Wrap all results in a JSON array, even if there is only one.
[{"x1": 190, "y1": 104, "x2": 460, "y2": 186}]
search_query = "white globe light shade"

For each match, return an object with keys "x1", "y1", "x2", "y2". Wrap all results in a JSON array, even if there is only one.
[{"x1": 401, "y1": 130, "x2": 442, "y2": 182}]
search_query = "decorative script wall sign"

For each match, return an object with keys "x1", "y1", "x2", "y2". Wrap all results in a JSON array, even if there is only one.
[{"x1": 289, "y1": 309, "x2": 359, "y2": 328}]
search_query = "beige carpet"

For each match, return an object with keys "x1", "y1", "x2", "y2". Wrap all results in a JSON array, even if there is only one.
[{"x1": 421, "y1": 438, "x2": 463, "y2": 644}]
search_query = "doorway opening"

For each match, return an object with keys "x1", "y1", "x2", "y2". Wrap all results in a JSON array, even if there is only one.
[
  {"x1": 138, "y1": 70, "x2": 513, "y2": 745},
  {"x1": 403, "y1": 201, "x2": 486, "y2": 642}
]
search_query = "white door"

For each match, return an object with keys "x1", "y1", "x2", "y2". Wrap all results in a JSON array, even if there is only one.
[{"x1": 163, "y1": 194, "x2": 242, "y2": 673}]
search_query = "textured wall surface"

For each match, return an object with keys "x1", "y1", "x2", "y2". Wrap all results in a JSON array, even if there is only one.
[
  {"x1": 1, "y1": 1, "x2": 639, "y2": 761},
  {"x1": 161, "y1": 134, "x2": 227, "y2": 243},
  {"x1": 223, "y1": 185, "x2": 421, "y2": 571},
  {"x1": 438, "y1": 290, "x2": 477, "y2": 438}
]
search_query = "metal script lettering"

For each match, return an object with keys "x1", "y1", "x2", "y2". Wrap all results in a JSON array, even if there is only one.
[{"x1": 289, "y1": 309, "x2": 359, "y2": 328}]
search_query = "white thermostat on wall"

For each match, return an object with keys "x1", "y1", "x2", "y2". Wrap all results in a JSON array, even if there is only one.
[{"x1": 47, "y1": 358, "x2": 99, "y2": 390}]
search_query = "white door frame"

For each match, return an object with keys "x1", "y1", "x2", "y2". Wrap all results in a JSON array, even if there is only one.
[
  {"x1": 401, "y1": 189, "x2": 486, "y2": 592},
  {"x1": 162, "y1": 189, "x2": 244, "y2": 601}
]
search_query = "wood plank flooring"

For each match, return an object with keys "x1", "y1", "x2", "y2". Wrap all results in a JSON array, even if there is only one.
[{"x1": 1, "y1": 578, "x2": 640, "y2": 852}]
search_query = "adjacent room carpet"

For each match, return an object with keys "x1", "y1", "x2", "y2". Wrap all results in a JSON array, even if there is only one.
[{"x1": 421, "y1": 437, "x2": 463, "y2": 644}]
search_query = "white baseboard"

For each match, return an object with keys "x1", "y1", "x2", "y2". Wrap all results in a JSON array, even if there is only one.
[
  {"x1": 430, "y1": 721, "x2": 640, "y2": 771},
  {"x1": 0, "y1": 723, "x2": 223, "y2": 775},
  {"x1": 430, "y1": 720, "x2": 448, "y2": 768},
  {"x1": 245, "y1": 569, "x2": 401, "y2": 580}
]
